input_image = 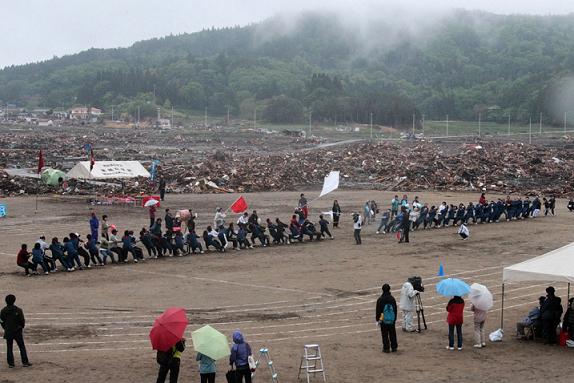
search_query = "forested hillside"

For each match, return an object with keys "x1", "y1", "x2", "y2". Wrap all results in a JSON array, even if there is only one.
[{"x1": 1, "y1": 10, "x2": 574, "y2": 126}]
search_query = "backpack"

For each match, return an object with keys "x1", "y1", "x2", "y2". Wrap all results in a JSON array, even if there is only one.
[
  {"x1": 382, "y1": 303, "x2": 395, "y2": 325},
  {"x1": 156, "y1": 349, "x2": 173, "y2": 366}
]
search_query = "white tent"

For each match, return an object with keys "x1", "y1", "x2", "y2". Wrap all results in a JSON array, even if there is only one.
[
  {"x1": 67, "y1": 161, "x2": 151, "y2": 180},
  {"x1": 499, "y1": 242, "x2": 573, "y2": 331},
  {"x1": 503, "y1": 242, "x2": 574, "y2": 283}
]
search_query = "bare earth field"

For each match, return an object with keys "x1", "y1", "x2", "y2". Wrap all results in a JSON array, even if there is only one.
[{"x1": 0, "y1": 190, "x2": 572, "y2": 383}]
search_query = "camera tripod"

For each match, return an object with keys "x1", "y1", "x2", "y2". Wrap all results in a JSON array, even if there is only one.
[{"x1": 415, "y1": 294, "x2": 427, "y2": 332}]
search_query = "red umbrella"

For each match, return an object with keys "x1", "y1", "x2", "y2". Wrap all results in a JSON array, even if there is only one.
[{"x1": 149, "y1": 307, "x2": 189, "y2": 351}]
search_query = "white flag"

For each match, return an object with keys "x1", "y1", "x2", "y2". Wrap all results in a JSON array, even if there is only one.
[{"x1": 319, "y1": 171, "x2": 340, "y2": 198}]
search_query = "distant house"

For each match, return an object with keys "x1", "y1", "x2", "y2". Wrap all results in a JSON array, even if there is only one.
[
  {"x1": 70, "y1": 107, "x2": 89, "y2": 119},
  {"x1": 155, "y1": 118, "x2": 171, "y2": 129},
  {"x1": 70, "y1": 107, "x2": 103, "y2": 120}
]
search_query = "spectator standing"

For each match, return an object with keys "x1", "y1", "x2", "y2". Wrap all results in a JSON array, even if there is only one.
[
  {"x1": 0, "y1": 294, "x2": 31, "y2": 368},
  {"x1": 446, "y1": 296, "x2": 465, "y2": 350},
  {"x1": 376, "y1": 284, "x2": 398, "y2": 353}
]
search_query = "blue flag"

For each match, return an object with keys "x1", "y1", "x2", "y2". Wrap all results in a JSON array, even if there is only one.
[{"x1": 150, "y1": 160, "x2": 160, "y2": 181}]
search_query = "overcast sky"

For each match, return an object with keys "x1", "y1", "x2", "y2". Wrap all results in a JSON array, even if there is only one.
[{"x1": 2, "y1": 0, "x2": 574, "y2": 69}]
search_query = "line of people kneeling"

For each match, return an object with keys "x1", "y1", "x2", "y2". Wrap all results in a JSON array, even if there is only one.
[{"x1": 15, "y1": 211, "x2": 334, "y2": 276}]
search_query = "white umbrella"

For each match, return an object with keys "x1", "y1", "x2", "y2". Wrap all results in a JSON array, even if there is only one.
[
  {"x1": 469, "y1": 283, "x2": 493, "y2": 310},
  {"x1": 144, "y1": 199, "x2": 159, "y2": 207}
]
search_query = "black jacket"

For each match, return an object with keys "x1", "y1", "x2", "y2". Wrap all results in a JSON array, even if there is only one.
[
  {"x1": 376, "y1": 293, "x2": 397, "y2": 324},
  {"x1": 0, "y1": 305, "x2": 25, "y2": 338},
  {"x1": 540, "y1": 295, "x2": 563, "y2": 322}
]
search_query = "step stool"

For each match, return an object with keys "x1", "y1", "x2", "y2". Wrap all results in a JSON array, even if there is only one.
[
  {"x1": 252, "y1": 347, "x2": 279, "y2": 382},
  {"x1": 298, "y1": 344, "x2": 326, "y2": 383}
]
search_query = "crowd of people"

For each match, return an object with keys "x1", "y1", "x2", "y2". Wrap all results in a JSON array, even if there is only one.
[
  {"x1": 375, "y1": 281, "x2": 574, "y2": 355},
  {"x1": 348, "y1": 193, "x2": 558, "y2": 245},
  {"x1": 14, "y1": 203, "x2": 337, "y2": 276},
  {"x1": 14, "y1": 191, "x2": 562, "y2": 275}
]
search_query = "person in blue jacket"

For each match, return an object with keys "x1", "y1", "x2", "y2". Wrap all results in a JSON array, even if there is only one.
[
  {"x1": 89, "y1": 212, "x2": 99, "y2": 242},
  {"x1": 229, "y1": 330, "x2": 252, "y2": 383},
  {"x1": 31, "y1": 243, "x2": 49, "y2": 274},
  {"x1": 196, "y1": 352, "x2": 216, "y2": 383},
  {"x1": 63, "y1": 237, "x2": 82, "y2": 269}
]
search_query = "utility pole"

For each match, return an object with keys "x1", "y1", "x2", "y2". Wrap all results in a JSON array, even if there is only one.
[
  {"x1": 507, "y1": 114, "x2": 511, "y2": 136},
  {"x1": 227, "y1": 106, "x2": 230, "y2": 127},
  {"x1": 446, "y1": 114, "x2": 449, "y2": 137},
  {"x1": 111, "y1": 105, "x2": 114, "y2": 121},
  {"x1": 565, "y1": 112, "x2": 568, "y2": 133},
  {"x1": 253, "y1": 108, "x2": 257, "y2": 130},
  {"x1": 204, "y1": 107, "x2": 208, "y2": 128},
  {"x1": 137, "y1": 106, "x2": 140, "y2": 128},
  {"x1": 528, "y1": 116, "x2": 532, "y2": 145},
  {"x1": 539, "y1": 112, "x2": 542, "y2": 134},
  {"x1": 157, "y1": 107, "x2": 160, "y2": 121},
  {"x1": 422, "y1": 114, "x2": 425, "y2": 136},
  {"x1": 171, "y1": 106, "x2": 174, "y2": 128},
  {"x1": 308, "y1": 111, "x2": 312, "y2": 137},
  {"x1": 478, "y1": 112, "x2": 481, "y2": 137},
  {"x1": 412, "y1": 114, "x2": 415, "y2": 135},
  {"x1": 370, "y1": 112, "x2": 373, "y2": 140}
]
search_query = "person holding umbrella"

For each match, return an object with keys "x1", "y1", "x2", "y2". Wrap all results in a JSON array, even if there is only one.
[
  {"x1": 150, "y1": 307, "x2": 188, "y2": 383},
  {"x1": 197, "y1": 352, "x2": 217, "y2": 383},
  {"x1": 436, "y1": 278, "x2": 471, "y2": 350},
  {"x1": 469, "y1": 283, "x2": 493, "y2": 348},
  {"x1": 156, "y1": 338, "x2": 185, "y2": 383},
  {"x1": 446, "y1": 296, "x2": 465, "y2": 350},
  {"x1": 192, "y1": 325, "x2": 230, "y2": 383},
  {"x1": 146, "y1": 199, "x2": 159, "y2": 228}
]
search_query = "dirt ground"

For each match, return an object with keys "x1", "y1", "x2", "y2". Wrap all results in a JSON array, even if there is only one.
[{"x1": 0, "y1": 190, "x2": 572, "y2": 383}]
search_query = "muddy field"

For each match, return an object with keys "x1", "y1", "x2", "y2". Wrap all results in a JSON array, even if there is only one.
[{"x1": 0, "y1": 190, "x2": 573, "y2": 383}]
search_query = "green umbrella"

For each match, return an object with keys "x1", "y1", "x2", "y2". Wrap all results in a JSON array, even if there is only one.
[
  {"x1": 191, "y1": 325, "x2": 230, "y2": 361},
  {"x1": 41, "y1": 168, "x2": 66, "y2": 186}
]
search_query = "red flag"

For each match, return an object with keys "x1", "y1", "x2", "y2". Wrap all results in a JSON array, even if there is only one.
[
  {"x1": 230, "y1": 196, "x2": 248, "y2": 213},
  {"x1": 90, "y1": 149, "x2": 95, "y2": 172},
  {"x1": 37, "y1": 149, "x2": 45, "y2": 174}
]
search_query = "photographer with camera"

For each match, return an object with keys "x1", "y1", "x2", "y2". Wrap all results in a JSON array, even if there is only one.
[
  {"x1": 400, "y1": 277, "x2": 426, "y2": 332},
  {"x1": 400, "y1": 279, "x2": 419, "y2": 332}
]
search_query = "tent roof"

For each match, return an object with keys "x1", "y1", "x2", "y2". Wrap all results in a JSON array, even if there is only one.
[
  {"x1": 66, "y1": 161, "x2": 150, "y2": 180},
  {"x1": 503, "y1": 242, "x2": 574, "y2": 283}
]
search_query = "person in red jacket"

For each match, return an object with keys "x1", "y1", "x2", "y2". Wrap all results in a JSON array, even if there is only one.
[{"x1": 446, "y1": 296, "x2": 465, "y2": 350}]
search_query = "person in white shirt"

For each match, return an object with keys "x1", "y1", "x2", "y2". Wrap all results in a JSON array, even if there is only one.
[
  {"x1": 353, "y1": 213, "x2": 362, "y2": 245},
  {"x1": 213, "y1": 208, "x2": 226, "y2": 230},
  {"x1": 35, "y1": 236, "x2": 49, "y2": 252},
  {"x1": 237, "y1": 212, "x2": 249, "y2": 226},
  {"x1": 458, "y1": 223, "x2": 470, "y2": 240},
  {"x1": 400, "y1": 280, "x2": 419, "y2": 332}
]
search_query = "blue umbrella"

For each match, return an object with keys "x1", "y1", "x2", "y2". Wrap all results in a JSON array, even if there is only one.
[{"x1": 436, "y1": 278, "x2": 471, "y2": 297}]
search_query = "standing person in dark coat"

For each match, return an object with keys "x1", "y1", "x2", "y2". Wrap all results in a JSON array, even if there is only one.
[
  {"x1": 0, "y1": 294, "x2": 30, "y2": 368},
  {"x1": 318, "y1": 214, "x2": 333, "y2": 239},
  {"x1": 229, "y1": 331, "x2": 252, "y2": 383},
  {"x1": 540, "y1": 286, "x2": 563, "y2": 344},
  {"x1": 159, "y1": 176, "x2": 167, "y2": 201},
  {"x1": 332, "y1": 200, "x2": 342, "y2": 228},
  {"x1": 89, "y1": 212, "x2": 99, "y2": 242},
  {"x1": 549, "y1": 196, "x2": 556, "y2": 215},
  {"x1": 399, "y1": 206, "x2": 410, "y2": 243},
  {"x1": 376, "y1": 284, "x2": 398, "y2": 353}
]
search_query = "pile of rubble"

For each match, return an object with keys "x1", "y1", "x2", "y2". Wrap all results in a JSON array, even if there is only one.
[
  {"x1": 160, "y1": 141, "x2": 574, "y2": 196},
  {"x1": 2, "y1": 138, "x2": 574, "y2": 197}
]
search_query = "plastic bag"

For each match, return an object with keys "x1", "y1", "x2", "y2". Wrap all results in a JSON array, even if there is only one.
[
  {"x1": 566, "y1": 339, "x2": 574, "y2": 348},
  {"x1": 248, "y1": 355, "x2": 257, "y2": 372},
  {"x1": 489, "y1": 328, "x2": 504, "y2": 342}
]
